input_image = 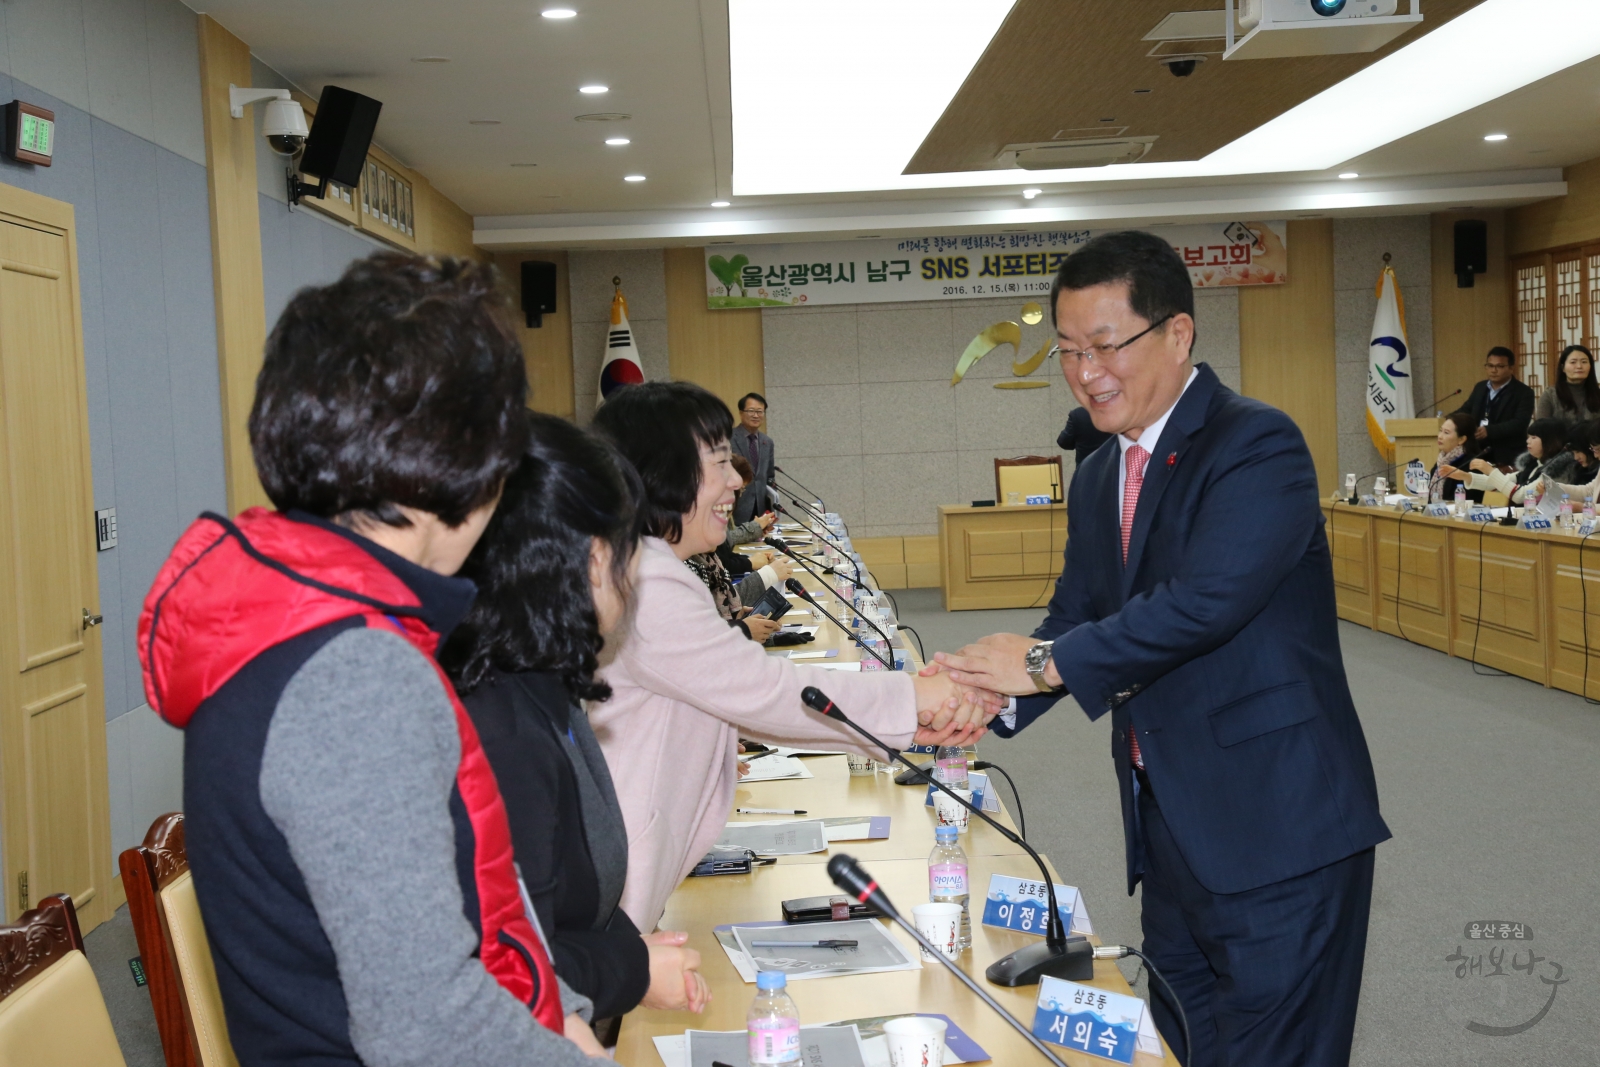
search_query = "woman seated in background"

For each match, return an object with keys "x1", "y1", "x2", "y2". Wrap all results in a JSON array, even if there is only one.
[
  {"x1": 718, "y1": 454, "x2": 793, "y2": 608},
  {"x1": 441, "y1": 412, "x2": 710, "y2": 1029},
  {"x1": 1429, "y1": 410, "x2": 1477, "y2": 502},
  {"x1": 590, "y1": 381, "x2": 991, "y2": 931},
  {"x1": 725, "y1": 455, "x2": 776, "y2": 544},
  {"x1": 683, "y1": 544, "x2": 783, "y2": 643},
  {"x1": 1534, "y1": 344, "x2": 1600, "y2": 423},
  {"x1": 1540, "y1": 417, "x2": 1600, "y2": 504},
  {"x1": 1442, "y1": 417, "x2": 1576, "y2": 506}
]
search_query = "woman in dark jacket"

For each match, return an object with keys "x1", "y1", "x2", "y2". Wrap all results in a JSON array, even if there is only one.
[{"x1": 440, "y1": 412, "x2": 709, "y2": 1023}]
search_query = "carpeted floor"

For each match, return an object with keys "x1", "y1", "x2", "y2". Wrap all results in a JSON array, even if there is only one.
[
  {"x1": 85, "y1": 589, "x2": 1600, "y2": 1066},
  {"x1": 892, "y1": 586, "x2": 1600, "y2": 1066}
]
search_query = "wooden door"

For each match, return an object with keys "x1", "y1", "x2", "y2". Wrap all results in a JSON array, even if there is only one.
[{"x1": 0, "y1": 184, "x2": 111, "y2": 930}]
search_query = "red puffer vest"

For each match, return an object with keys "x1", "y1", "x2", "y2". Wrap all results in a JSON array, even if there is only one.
[{"x1": 139, "y1": 508, "x2": 565, "y2": 1033}]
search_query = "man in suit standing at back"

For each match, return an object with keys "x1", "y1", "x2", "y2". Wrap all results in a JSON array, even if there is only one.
[
  {"x1": 1463, "y1": 346, "x2": 1535, "y2": 467},
  {"x1": 732, "y1": 392, "x2": 777, "y2": 524},
  {"x1": 932, "y1": 231, "x2": 1390, "y2": 1067}
]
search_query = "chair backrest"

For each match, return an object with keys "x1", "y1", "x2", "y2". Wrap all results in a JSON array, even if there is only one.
[
  {"x1": 0, "y1": 892, "x2": 128, "y2": 1067},
  {"x1": 119, "y1": 813, "x2": 239, "y2": 1067},
  {"x1": 995, "y1": 455, "x2": 1064, "y2": 503}
]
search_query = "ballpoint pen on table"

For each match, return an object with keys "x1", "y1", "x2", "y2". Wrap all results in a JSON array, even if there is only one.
[
  {"x1": 749, "y1": 940, "x2": 859, "y2": 948},
  {"x1": 735, "y1": 807, "x2": 807, "y2": 815}
]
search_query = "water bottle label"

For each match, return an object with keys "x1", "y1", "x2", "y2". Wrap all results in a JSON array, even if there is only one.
[
  {"x1": 930, "y1": 862, "x2": 968, "y2": 896},
  {"x1": 749, "y1": 1020, "x2": 801, "y2": 1064}
]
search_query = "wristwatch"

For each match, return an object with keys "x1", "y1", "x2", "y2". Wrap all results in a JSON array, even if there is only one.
[{"x1": 1024, "y1": 640, "x2": 1059, "y2": 693}]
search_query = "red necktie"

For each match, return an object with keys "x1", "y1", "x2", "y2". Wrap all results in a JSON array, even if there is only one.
[{"x1": 1122, "y1": 444, "x2": 1149, "y2": 769}]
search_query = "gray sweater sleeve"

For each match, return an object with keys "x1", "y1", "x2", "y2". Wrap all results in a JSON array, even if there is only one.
[{"x1": 260, "y1": 627, "x2": 600, "y2": 1067}]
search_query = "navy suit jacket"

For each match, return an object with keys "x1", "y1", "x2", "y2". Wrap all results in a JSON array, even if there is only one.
[{"x1": 993, "y1": 364, "x2": 1390, "y2": 896}]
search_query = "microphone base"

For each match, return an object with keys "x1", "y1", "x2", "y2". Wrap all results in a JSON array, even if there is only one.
[{"x1": 984, "y1": 936, "x2": 1094, "y2": 986}]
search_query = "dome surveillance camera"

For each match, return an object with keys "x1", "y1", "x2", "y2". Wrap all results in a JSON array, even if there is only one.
[
  {"x1": 263, "y1": 98, "x2": 309, "y2": 156},
  {"x1": 1159, "y1": 55, "x2": 1205, "y2": 78}
]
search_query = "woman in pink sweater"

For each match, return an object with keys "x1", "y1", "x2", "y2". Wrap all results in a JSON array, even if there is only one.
[{"x1": 591, "y1": 383, "x2": 989, "y2": 930}]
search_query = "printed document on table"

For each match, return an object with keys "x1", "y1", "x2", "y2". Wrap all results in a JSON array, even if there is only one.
[
  {"x1": 655, "y1": 1025, "x2": 868, "y2": 1067},
  {"x1": 737, "y1": 754, "x2": 814, "y2": 782},
  {"x1": 728, "y1": 918, "x2": 918, "y2": 981},
  {"x1": 716, "y1": 820, "x2": 827, "y2": 855}
]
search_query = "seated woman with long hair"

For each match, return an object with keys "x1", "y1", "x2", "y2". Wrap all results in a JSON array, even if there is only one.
[
  {"x1": 440, "y1": 413, "x2": 710, "y2": 1025},
  {"x1": 591, "y1": 381, "x2": 990, "y2": 930},
  {"x1": 1539, "y1": 417, "x2": 1600, "y2": 504},
  {"x1": 1428, "y1": 410, "x2": 1477, "y2": 502},
  {"x1": 1441, "y1": 417, "x2": 1576, "y2": 506}
]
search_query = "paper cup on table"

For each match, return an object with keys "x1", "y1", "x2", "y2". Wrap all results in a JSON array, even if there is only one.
[
  {"x1": 846, "y1": 752, "x2": 876, "y2": 776},
  {"x1": 933, "y1": 787, "x2": 972, "y2": 833},
  {"x1": 911, "y1": 902, "x2": 963, "y2": 961},
  {"x1": 884, "y1": 1015, "x2": 948, "y2": 1067}
]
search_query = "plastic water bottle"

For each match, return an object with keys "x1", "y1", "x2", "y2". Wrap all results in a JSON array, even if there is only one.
[
  {"x1": 1453, "y1": 483, "x2": 1467, "y2": 517},
  {"x1": 934, "y1": 746, "x2": 970, "y2": 791},
  {"x1": 1561, "y1": 494, "x2": 1574, "y2": 529},
  {"x1": 929, "y1": 824, "x2": 971, "y2": 949},
  {"x1": 748, "y1": 972, "x2": 801, "y2": 1064},
  {"x1": 1584, "y1": 500, "x2": 1595, "y2": 528}
]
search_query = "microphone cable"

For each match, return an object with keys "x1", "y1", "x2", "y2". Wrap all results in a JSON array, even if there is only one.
[
  {"x1": 1092, "y1": 946, "x2": 1191, "y2": 1067},
  {"x1": 970, "y1": 760, "x2": 1025, "y2": 839},
  {"x1": 896, "y1": 623, "x2": 926, "y2": 662},
  {"x1": 1468, "y1": 509, "x2": 1510, "y2": 677},
  {"x1": 1579, "y1": 526, "x2": 1600, "y2": 705}
]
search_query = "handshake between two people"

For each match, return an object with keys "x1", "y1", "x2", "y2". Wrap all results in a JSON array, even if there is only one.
[{"x1": 907, "y1": 633, "x2": 1055, "y2": 747}]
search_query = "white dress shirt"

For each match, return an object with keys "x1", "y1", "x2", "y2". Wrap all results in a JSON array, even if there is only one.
[{"x1": 1000, "y1": 366, "x2": 1199, "y2": 726}]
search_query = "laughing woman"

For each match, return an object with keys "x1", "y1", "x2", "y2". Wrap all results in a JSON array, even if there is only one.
[{"x1": 590, "y1": 382, "x2": 991, "y2": 930}]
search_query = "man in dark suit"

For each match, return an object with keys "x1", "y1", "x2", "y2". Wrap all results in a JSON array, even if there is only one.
[
  {"x1": 1463, "y1": 346, "x2": 1535, "y2": 467},
  {"x1": 1058, "y1": 404, "x2": 1113, "y2": 469},
  {"x1": 932, "y1": 231, "x2": 1390, "y2": 1067},
  {"x1": 732, "y1": 392, "x2": 776, "y2": 523}
]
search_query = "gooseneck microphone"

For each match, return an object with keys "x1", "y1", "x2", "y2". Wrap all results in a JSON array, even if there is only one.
[
  {"x1": 785, "y1": 579, "x2": 893, "y2": 669},
  {"x1": 827, "y1": 854, "x2": 1071, "y2": 1067},
  {"x1": 773, "y1": 495, "x2": 865, "y2": 584},
  {"x1": 774, "y1": 464, "x2": 825, "y2": 510},
  {"x1": 1424, "y1": 387, "x2": 1463, "y2": 413},
  {"x1": 768, "y1": 540, "x2": 899, "y2": 660},
  {"x1": 801, "y1": 686, "x2": 1093, "y2": 986}
]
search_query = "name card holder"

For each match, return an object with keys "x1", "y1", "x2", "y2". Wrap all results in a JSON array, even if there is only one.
[
  {"x1": 980, "y1": 873, "x2": 1093, "y2": 936},
  {"x1": 1520, "y1": 515, "x2": 1553, "y2": 531},
  {"x1": 1424, "y1": 502, "x2": 1453, "y2": 518},
  {"x1": 1032, "y1": 976, "x2": 1162, "y2": 1064},
  {"x1": 1467, "y1": 505, "x2": 1495, "y2": 524}
]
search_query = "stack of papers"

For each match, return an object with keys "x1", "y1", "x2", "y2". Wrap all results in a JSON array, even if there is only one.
[
  {"x1": 716, "y1": 820, "x2": 828, "y2": 856},
  {"x1": 738, "y1": 754, "x2": 815, "y2": 782},
  {"x1": 715, "y1": 919, "x2": 919, "y2": 983},
  {"x1": 662, "y1": 1024, "x2": 868, "y2": 1067},
  {"x1": 655, "y1": 1014, "x2": 990, "y2": 1067}
]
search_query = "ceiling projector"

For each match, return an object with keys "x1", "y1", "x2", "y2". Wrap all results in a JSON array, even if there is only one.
[{"x1": 1239, "y1": 0, "x2": 1398, "y2": 28}]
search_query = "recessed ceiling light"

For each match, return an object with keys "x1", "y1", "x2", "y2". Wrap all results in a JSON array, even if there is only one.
[
  {"x1": 711, "y1": 201, "x2": 730, "y2": 207},
  {"x1": 542, "y1": 8, "x2": 577, "y2": 18},
  {"x1": 1022, "y1": 188, "x2": 1041, "y2": 199},
  {"x1": 1484, "y1": 132, "x2": 1508, "y2": 141},
  {"x1": 605, "y1": 137, "x2": 631, "y2": 146},
  {"x1": 580, "y1": 84, "x2": 609, "y2": 95},
  {"x1": 469, "y1": 119, "x2": 501, "y2": 125},
  {"x1": 411, "y1": 56, "x2": 450, "y2": 63},
  {"x1": 1338, "y1": 171, "x2": 1359, "y2": 179},
  {"x1": 624, "y1": 174, "x2": 646, "y2": 182}
]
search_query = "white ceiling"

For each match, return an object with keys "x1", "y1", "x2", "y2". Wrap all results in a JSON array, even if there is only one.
[{"x1": 190, "y1": 0, "x2": 1600, "y2": 249}]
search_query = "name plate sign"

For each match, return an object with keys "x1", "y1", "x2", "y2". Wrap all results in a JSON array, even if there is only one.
[
  {"x1": 1468, "y1": 505, "x2": 1496, "y2": 523},
  {"x1": 1520, "y1": 516, "x2": 1554, "y2": 531},
  {"x1": 980, "y1": 874, "x2": 1092, "y2": 935},
  {"x1": 1032, "y1": 977, "x2": 1162, "y2": 1064},
  {"x1": 1424, "y1": 502, "x2": 1453, "y2": 518}
]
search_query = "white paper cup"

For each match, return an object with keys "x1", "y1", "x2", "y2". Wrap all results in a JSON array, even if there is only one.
[
  {"x1": 846, "y1": 752, "x2": 877, "y2": 776},
  {"x1": 912, "y1": 901, "x2": 963, "y2": 961},
  {"x1": 933, "y1": 788, "x2": 972, "y2": 833},
  {"x1": 884, "y1": 1015, "x2": 948, "y2": 1067}
]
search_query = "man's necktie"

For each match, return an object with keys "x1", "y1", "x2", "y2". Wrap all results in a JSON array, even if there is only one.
[
  {"x1": 1122, "y1": 444, "x2": 1149, "y2": 769},
  {"x1": 747, "y1": 432, "x2": 760, "y2": 471}
]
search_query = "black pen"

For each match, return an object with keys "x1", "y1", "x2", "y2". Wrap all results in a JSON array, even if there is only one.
[{"x1": 749, "y1": 939, "x2": 858, "y2": 948}]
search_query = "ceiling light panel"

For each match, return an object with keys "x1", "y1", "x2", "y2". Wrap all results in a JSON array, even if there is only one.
[
  {"x1": 730, "y1": 0, "x2": 1600, "y2": 196},
  {"x1": 729, "y1": 0, "x2": 1018, "y2": 195}
]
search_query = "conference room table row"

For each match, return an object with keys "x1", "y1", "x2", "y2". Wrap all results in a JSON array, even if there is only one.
[{"x1": 614, "y1": 543, "x2": 1178, "y2": 1066}]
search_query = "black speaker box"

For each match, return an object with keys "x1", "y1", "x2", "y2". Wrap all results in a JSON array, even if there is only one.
[
  {"x1": 300, "y1": 86, "x2": 382, "y2": 188},
  {"x1": 521, "y1": 261, "x2": 558, "y2": 328},
  {"x1": 1454, "y1": 219, "x2": 1488, "y2": 289}
]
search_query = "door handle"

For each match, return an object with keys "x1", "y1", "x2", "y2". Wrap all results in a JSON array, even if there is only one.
[{"x1": 82, "y1": 609, "x2": 103, "y2": 630}]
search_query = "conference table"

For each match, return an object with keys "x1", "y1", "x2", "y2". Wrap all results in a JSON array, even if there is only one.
[{"x1": 614, "y1": 530, "x2": 1178, "y2": 1066}]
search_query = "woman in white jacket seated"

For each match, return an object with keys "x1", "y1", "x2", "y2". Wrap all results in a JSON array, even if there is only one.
[{"x1": 1439, "y1": 418, "x2": 1577, "y2": 506}]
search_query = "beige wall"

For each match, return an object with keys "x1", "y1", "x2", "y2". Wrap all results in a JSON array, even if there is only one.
[
  {"x1": 1431, "y1": 210, "x2": 1511, "y2": 409},
  {"x1": 1509, "y1": 155, "x2": 1600, "y2": 256},
  {"x1": 494, "y1": 252, "x2": 576, "y2": 419},
  {"x1": 665, "y1": 248, "x2": 766, "y2": 415}
]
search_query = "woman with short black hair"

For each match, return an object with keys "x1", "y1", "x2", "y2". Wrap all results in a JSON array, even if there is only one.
[
  {"x1": 441, "y1": 412, "x2": 710, "y2": 1026},
  {"x1": 140, "y1": 253, "x2": 606, "y2": 1066},
  {"x1": 590, "y1": 381, "x2": 989, "y2": 930},
  {"x1": 1451, "y1": 417, "x2": 1577, "y2": 505}
]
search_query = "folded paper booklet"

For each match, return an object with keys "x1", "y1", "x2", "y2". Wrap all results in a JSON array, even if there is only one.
[
  {"x1": 716, "y1": 820, "x2": 827, "y2": 856},
  {"x1": 715, "y1": 918, "x2": 919, "y2": 983},
  {"x1": 653, "y1": 1015, "x2": 990, "y2": 1067},
  {"x1": 818, "y1": 661, "x2": 863, "y2": 672},
  {"x1": 819, "y1": 815, "x2": 891, "y2": 842},
  {"x1": 737, "y1": 755, "x2": 815, "y2": 782},
  {"x1": 657, "y1": 1024, "x2": 867, "y2": 1067}
]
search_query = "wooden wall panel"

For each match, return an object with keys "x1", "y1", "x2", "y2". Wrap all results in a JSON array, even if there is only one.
[
  {"x1": 1373, "y1": 513, "x2": 1452, "y2": 652},
  {"x1": 413, "y1": 177, "x2": 479, "y2": 261},
  {"x1": 1431, "y1": 210, "x2": 1512, "y2": 407},
  {"x1": 1509, "y1": 155, "x2": 1600, "y2": 257},
  {"x1": 493, "y1": 252, "x2": 574, "y2": 419},
  {"x1": 664, "y1": 247, "x2": 764, "y2": 413},
  {"x1": 197, "y1": 15, "x2": 270, "y2": 515},
  {"x1": 1238, "y1": 219, "x2": 1338, "y2": 495}
]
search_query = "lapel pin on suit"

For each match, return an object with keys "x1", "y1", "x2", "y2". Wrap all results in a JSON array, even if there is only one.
[{"x1": 1167, "y1": 452, "x2": 1177, "y2": 467}]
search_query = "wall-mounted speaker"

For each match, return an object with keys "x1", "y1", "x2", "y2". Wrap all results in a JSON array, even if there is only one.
[
  {"x1": 521, "y1": 261, "x2": 558, "y2": 328},
  {"x1": 300, "y1": 86, "x2": 382, "y2": 189},
  {"x1": 1454, "y1": 219, "x2": 1488, "y2": 289}
]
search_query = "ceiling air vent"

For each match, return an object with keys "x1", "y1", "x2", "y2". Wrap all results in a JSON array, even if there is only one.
[{"x1": 1001, "y1": 137, "x2": 1156, "y2": 170}]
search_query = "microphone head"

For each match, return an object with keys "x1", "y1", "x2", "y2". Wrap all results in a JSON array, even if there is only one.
[
  {"x1": 784, "y1": 577, "x2": 808, "y2": 597},
  {"x1": 827, "y1": 853, "x2": 871, "y2": 898},
  {"x1": 800, "y1": 686, "x2": 842, "y2": 719},
  {"x1": 764, "y1": 536, "x2": 787, "y2": 551}
]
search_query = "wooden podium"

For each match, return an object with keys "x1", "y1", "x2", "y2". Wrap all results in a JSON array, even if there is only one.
[{"x1": 1387, "y1": 416, "x2": 1441, "y2": 479}]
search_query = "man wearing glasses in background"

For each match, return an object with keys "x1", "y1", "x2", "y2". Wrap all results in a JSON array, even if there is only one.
[
  {"x1": 928, "y1": 231, "x2": 1390, "y2": 1067},
  {"x1": 1463, "y1": 346, "x2": 1535, "y2": 467},
  {"x1": 732, "y1": 392, "x2": 777, "y2": 525}
]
